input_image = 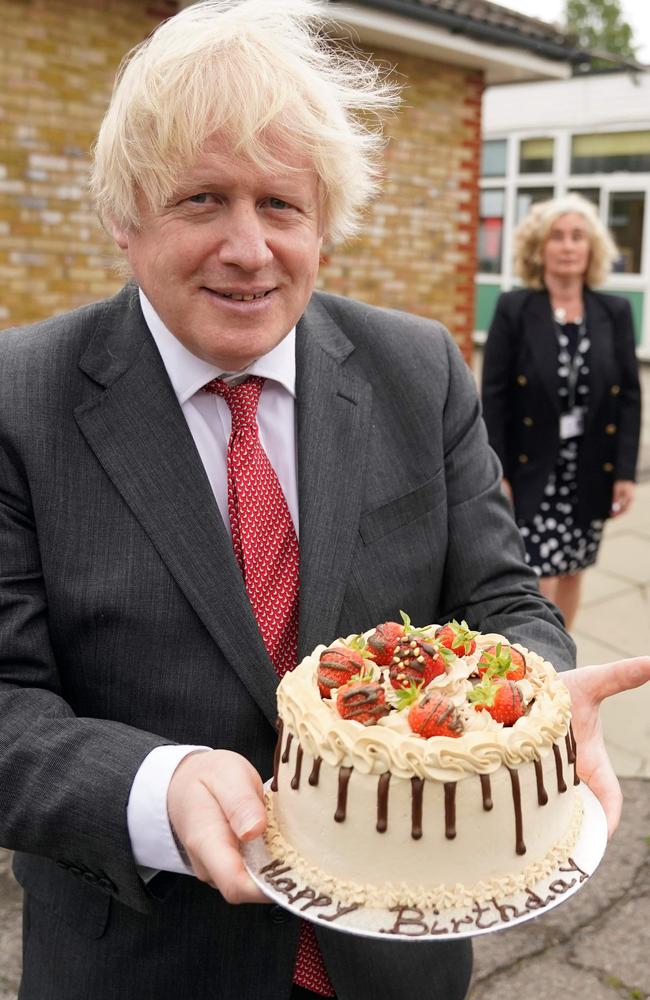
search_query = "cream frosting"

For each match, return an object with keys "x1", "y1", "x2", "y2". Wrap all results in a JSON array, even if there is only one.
[{"x1": 277, "y1": 629, "x2": 571, "y2": 781}]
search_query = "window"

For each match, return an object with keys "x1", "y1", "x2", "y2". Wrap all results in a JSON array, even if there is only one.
[
  {"x1": 478, "y1": 189, "x2": 505, "y2": 274},
  {"x1": 571, "y1": 131, "x2": 650, "y2": 174},
  {"x1": 481, "y1": 140, "x2": 507, "y2": 178},
  {"x1": 516, "y1": 186, "x2": 554, "y2": 224},
  {"x1": 519, "y1": 138, "x2": 554, "y2": 174},
  {"x1": 608, "y1": 192, "x2": 645, "y2": 273}
]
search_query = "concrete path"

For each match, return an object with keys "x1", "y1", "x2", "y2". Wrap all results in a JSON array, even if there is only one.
[{"x1": 1, "y1": 365, "x2": 648, "y2": 1000}]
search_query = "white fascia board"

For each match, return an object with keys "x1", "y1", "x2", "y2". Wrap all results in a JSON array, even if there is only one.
[{"x1": 330, "y1": 4, "x2": 572, "y2": 84}]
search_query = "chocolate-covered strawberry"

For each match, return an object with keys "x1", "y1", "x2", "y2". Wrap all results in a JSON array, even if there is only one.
[
  {"x1": 468, "y1": 676, "x2": 525, "y2": 726},
  {"x1": 336, "y1": 678, "x2": 391, "y2": 726},
  {"x1": 388, "y1": 634, "x2": 450, "y2": 690},
  {"x1": 477, "y1": 642, "x2": 526, "y2": 682},
  {"x1": 366, "y1": 620, "x2": 404, "y2": 666},
  {"x1": 407, "y1": 690, "x2": 463, "y2": 739},
  {"x1": 318, "y1": 644, "x2": 369, "y2": 698},
  {"x1": 435, "y1": 619, "x2": 478, "y2": 657}
]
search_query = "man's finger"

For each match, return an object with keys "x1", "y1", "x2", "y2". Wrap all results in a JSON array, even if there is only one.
[
  {"x1": 565, "y1": 656, "x2": 650, "y2": 705},
  {"x1": 183, "y1": 797, "x2": 268, "y2": 904}
]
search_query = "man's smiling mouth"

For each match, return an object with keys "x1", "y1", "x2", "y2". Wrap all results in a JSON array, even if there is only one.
[{"x1": 211, "y1": 289, "x2": 273, "y2": 301}]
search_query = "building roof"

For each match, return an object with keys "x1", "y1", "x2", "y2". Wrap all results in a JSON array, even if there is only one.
[{"x1": 330, "y1": 0, "x2": 626, "y2": 66}]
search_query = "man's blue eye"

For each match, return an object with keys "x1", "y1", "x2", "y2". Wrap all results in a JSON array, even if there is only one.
[
  {"x1": 188, "y1": 193, "x2": 210, "y2": 204},
  {"x1": 268, "y1": 197, "x2": 289, "y2": 209}
]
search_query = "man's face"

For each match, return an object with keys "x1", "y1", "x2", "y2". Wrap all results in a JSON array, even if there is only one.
[{"x1": 112, "y1": 136, "x2": 323, "y2": 370}]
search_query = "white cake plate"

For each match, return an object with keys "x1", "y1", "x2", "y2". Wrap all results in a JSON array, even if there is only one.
[{"x1": 241, "y1": 781, "x2": 607, "y2": 940}]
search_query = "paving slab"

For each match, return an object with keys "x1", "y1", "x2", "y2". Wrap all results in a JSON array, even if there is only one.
[
  {"x1": 594, "y1": 532, "x2": 650, "y2": 585},
  {"x1": 573, "y1": 587, "x2": 650, "y2": 659}
]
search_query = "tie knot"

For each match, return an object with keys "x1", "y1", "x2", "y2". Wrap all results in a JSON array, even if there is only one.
[{"x1": 203, "y1": 375, "x2": 265, "y2": 431}]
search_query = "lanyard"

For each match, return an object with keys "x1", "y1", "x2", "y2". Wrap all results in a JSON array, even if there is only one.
[{"x1": 552, "y1": 318, "x2": 587, "y2": 411}]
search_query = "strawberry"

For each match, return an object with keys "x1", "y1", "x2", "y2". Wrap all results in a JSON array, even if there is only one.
[
  {"x1": 388, "y1": 634, "x2": 450, "y2": 690},
  {"x1": 435, "y1": 619, "x2": 478, "y2": 656},
  {"x1": 317, "y1": 640, "x2": 370, "y2": 698},
  {"x1": 468, "y1": 676, "x2": 526, "y2": 726},
  {"x1": 336, "y1": 678, "x2": 391, "y2": 726},
  {"x1": 477, "y1": 643, "x2": 526, "y2": 682},
  {"x1": 366, "y1": 620, "x2": 404, "y2": 666},
  {"x1": 407, "y1": 690, "x2": 463, "y2": 739}
]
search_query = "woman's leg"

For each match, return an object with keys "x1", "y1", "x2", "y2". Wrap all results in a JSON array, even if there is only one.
[
  {"x1": 539, "y1": 572, "x2": 583, "y2": 631},
  {"x1": 554, "y1": 571, "x2": 583, "y2": 631}
]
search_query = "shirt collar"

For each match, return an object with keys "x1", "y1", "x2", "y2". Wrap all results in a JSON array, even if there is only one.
[{"x1": 139, "y1": 288, "x2": 296, "y2": 405}]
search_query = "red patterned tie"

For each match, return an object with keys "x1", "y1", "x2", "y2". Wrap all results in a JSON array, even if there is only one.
[{"x1": 203, "y1": 376, "x2": 334, "y2": 997}]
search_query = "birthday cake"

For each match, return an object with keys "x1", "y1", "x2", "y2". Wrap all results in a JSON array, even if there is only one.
[{"x1": 264, "y1": 616, "x2": 582, "y2": 910}]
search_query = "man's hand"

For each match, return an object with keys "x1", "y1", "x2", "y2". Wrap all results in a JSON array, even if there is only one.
[
  {"x1": 562, "y1": 657, "x2": 650, "y2": 837},
  {"x1": 167, "y1": 749, "x2": 268, "y2": 904}
]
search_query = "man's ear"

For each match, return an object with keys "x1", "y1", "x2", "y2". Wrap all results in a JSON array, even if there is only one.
[{"x1": 110, "y1": 219, "x2": 129, "y2": 251}]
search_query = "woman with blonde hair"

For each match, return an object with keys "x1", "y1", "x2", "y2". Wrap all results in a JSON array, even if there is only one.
[{"x1": 482, "y1": 193, "x2": 641, "y2": 628}]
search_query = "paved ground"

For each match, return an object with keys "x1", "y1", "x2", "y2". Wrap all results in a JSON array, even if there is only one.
[{"x1": 1, "y1": 363, "x2": 648, "y2": 1000}]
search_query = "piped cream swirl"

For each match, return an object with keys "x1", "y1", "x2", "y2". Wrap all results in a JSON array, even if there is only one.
[{"x1": 278, "y1": 630, "x2": 572, "y2": 780}]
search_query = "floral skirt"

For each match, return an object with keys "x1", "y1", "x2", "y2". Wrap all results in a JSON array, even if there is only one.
[{"x1": 517, "y1": 439, "x2": 604, "y2": 578}]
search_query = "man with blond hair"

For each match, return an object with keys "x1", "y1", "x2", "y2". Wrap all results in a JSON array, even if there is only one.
[{"x1": 1, "y1": 2, "x2": 648, "y2": 998}]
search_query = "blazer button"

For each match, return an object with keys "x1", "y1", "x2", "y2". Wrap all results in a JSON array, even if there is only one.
[
  {"x1": 518, "y1": 454, "x2": 528, "y2": 464},
  {"x1": 269, "y1": 905, "x2": 289, "y2": 924},
  {"x1": 610, "y1": 384, "x2": 620, "y2": 395},
  {"x1": 605, "y1": 423, "x2": 617, "y2": 434},
  {"x1": 516, "y1": 374, "x2": 527, "y2": 386},
  {"x1": 523, "y1": 416, "x2": 534, "y2": 427},
  {"x1": 603, "y1": 462, "x2": 614, "y2": 472}
]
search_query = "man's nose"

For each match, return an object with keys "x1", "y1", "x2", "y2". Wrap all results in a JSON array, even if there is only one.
[{"x1": 217, "y1": 205, "x2": 274, "y2": 270}]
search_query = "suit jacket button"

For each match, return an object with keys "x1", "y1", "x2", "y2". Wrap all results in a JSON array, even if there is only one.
[
  {"x1": 610, "y1": 384, "x2": 620, "y2": 395},
  {"x1": 516, "y1": 374, "x2": 527, "y2": 386},
  {"x1": 605, "y1": 423, "x2": 617, "y2": 434},
  {"x1": 603, "y1": 462, "x2": 614, "y2": 472},
  {"x1": 523, "y1": 416, "x2": 534, "y2": 427},
  {"x1": 82, "y1": 871, "x2": 98, "y2": 886},
  {"x1": 269, "y1": 905, "x2": 289, "y2": 924},
  {"x1": 97, "y1": 876, "x2": 116, "y2": 894},
  {"x1": 518, "y1": 454, "x2": 528, "y2": 464}
]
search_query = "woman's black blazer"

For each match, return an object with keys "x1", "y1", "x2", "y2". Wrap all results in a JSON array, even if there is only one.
[{"x1": 481, "y1": 287, "x2": 641, "y2": 525}]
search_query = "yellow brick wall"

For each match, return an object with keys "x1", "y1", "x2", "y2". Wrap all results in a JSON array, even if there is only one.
[
  {"x1": 0, "y1": 4, "x2": 482, "y2": 357},
  {"x1": 318, "y1": 48, "x2": 483, "y2": 359},
  {"x1": 0, "y1": 0, "x2": 177, "y2": 325}
]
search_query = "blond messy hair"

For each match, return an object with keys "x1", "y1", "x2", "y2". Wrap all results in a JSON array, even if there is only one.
[
  {"x1": 514, "y1": 193, "x2": 619, "y2": 288},
  {"x1": 90, "y1": 0, "x2": 399, "y2": 242}
]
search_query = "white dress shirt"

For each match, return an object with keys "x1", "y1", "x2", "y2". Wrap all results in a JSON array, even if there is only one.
[{"x1": 126, "y1": 289, "x2": 298, "y2": 877}]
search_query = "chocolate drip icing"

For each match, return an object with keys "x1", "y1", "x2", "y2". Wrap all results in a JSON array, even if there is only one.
[
  {"x1": 281, "y1": 731, "x2": 293, "y2": 764},
  {"x1": 480, "y1": 773, "x2": 493, "y2": 810},
  {"x1": 533, "y1": 758, "x2": 548, "y2": 805},
  {"x1": 507, "y1": 767, "x2": 526, "y2": 855},
  {"x1": 271, "y1": 719, "x2": 283, "y2": 792},
  {"x1": 308, "y1": 756, "x2": 322, "y2": 787},
  {"x1": 334, "y1": 766, "x2": 353, "y2": 822},
  {"x1": 553, "y1": 743, "x2": 567, "y2": 793},
  {"x1": 568, "y1": 724, "x2": 580, "y2": 785},
  {"x1": 411, "y1": 777, "x2": 424, "y2": 840},
  {"x1": 444, "y1": 783, "x2": 456, "y2": 840},
  {"x1": 291, "y1": 746, "x2": 303, "y2": 790},
  {"x1": 376, "y1": 772, "x2": 391, "y2": 833}
]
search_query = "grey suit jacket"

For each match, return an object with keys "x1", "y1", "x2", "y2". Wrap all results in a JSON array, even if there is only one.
[{"x1": 0, "y1": 285, "x2": 574, "y2": 1000}]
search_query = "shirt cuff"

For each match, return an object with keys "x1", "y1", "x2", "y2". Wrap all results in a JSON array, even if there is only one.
[{"x1": 127, "y1": 744, "x2": 211, "y2": 877}]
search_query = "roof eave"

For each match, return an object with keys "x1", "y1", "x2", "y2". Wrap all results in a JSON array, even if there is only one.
[{"x1": 328, "y1": 3, "x2": 575, "y2": 83}]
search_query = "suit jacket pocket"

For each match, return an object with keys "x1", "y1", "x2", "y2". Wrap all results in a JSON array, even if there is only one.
[
  {"x1": 359, "y1": 470, "x2": 445, "y2": 545},
  {"x1": 13, "y1": 852, "x2": 110, "y2": 939}
]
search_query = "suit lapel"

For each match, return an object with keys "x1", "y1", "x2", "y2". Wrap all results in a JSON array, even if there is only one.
[
  {"x1": 75, "y1": 287, "x2": 279, "y2": 725},
  {"x1": 524, "y1": 291, "x2": 561, "y2": 415},
  {"x1": 295, "y1": 296, "x2": 373, "y2": 658}
]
